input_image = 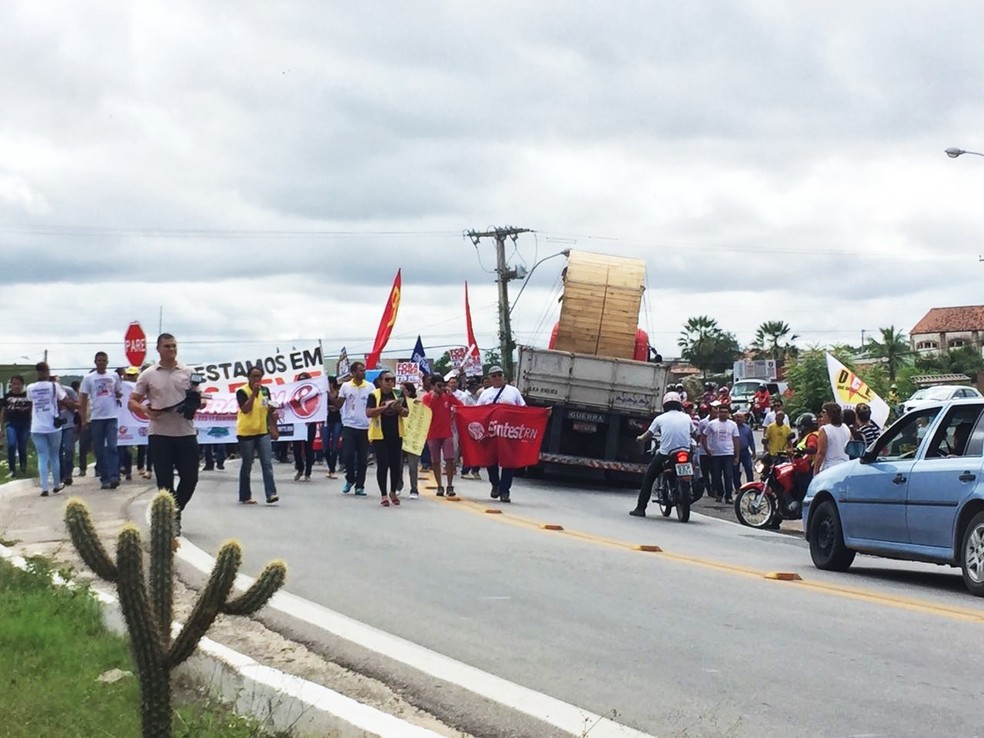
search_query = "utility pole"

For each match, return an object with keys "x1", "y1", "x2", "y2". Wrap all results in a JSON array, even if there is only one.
[{"x1": 466, "y1": 226, "x2": 532, "y2": 380}]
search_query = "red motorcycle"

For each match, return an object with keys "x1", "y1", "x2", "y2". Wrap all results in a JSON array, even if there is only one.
[{"x1": 733, "y1": 453, "x2": 809, "y2": 529}]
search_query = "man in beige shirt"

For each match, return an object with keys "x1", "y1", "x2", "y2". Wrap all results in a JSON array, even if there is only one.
[{"x1": 129, "y1": 333, "x2": 201, "y2": 534}]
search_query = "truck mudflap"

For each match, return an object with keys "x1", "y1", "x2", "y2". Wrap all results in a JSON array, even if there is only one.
[{"x1": 538, "y1": 452, "x2": 648, "y2": 474}]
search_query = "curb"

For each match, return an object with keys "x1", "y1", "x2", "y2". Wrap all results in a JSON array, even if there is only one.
[{"x1": 0, "y1": 480, "x2": 444, "y2": 738}]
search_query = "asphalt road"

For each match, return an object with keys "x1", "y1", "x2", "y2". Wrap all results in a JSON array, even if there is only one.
[{"x1": 180, "y1": 460, "x2": 984, "y2": 738}]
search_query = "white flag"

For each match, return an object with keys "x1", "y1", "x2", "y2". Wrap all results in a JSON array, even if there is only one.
[{"x1": 825, "y1": 353, "x2": 891, "y2": 428}]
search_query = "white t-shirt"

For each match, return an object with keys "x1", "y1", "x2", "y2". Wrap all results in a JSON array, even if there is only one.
[
  {"x1": 80, "y1": 370, "x2": 122, "y2": 420},
  {"x1": 647, "y1": 410, "x2": 694, "y2": 455},
  {"x1": 339, "y1": 379, "x2": 374, "y2": 430},
  {"x1": 477, "y1": 384, "x2": 526, "y2": 406},
  {"x1": 703, "y1": 418, "x2": 739, "y2": 456},
  {"x1": 820, "y1": 423, "x2": 853, "y2": 471},
  {"x1": 26, "y1": 381, "x2": 67, "y2": 434}
]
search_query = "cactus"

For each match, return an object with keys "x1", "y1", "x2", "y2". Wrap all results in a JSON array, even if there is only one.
[{"x1": 65, "y1": 491, "x2": 287, "y2": 738}]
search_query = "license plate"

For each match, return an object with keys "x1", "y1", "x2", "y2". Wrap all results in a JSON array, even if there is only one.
[{"x1": 675, "y1": 463, "x2": 693, "y2": 477}]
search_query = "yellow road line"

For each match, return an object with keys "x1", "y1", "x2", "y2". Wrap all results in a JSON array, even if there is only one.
[{"x1": 425, "y1": 489, "x2": 984, "y2": 624}]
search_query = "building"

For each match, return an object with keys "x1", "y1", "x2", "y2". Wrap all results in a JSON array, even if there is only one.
[{"x1": 910, "y1": 306, "x2": 984, "y2": 355}]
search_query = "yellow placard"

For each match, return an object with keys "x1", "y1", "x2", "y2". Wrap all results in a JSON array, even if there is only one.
[{"x1": 402, "y1": 398, "x2": 432, "y2": 456}]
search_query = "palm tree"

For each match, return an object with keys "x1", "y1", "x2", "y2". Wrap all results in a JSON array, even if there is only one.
[
  {"x1": 752, "y1": 320, "x2": 799, "y2": 368},
  {"x1": 865, "y1": 325, "x2": 911, "y2": 381},
  {"x1": 679, "y1": 316, "x2": 737, "y2": 378}
]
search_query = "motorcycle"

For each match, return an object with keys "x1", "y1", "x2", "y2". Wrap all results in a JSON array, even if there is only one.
[
  {"x1": 649, "y1": 447, "x2": 697, "y2": 523},
  {"x1": 733, "y1": 453, "x2": 809, "y2": 529}
]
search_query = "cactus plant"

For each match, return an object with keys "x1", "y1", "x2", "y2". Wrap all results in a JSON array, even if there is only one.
[{"x1": 65, "y1": 490, "x2": 287, "y2": 738}]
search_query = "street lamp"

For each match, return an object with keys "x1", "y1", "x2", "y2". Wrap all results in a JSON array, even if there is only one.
[
  {"x1": 508, "y1": 249, "x2": 571, "y2": 317},
  {"x1": 945, "y1": 147, "x2": 984, "y2": 159}
]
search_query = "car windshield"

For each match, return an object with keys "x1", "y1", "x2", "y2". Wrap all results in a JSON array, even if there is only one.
[
  {"x1": 910, "y1": 387, "x2": 958, "y2": 401},
  {"x1": 732, "y1": 382, "x2": 760, "y2": 397}
]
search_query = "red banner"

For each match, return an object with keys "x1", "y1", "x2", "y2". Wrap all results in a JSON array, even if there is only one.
[
  {"x1": 366, "y1": 269, "x2": 402, "y2": 369},
  {"x1": 454, "y1": 405, "x2": 550, "y2": 469}
]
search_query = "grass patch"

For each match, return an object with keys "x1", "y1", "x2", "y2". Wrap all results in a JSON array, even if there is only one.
[
  {"x1": 0, "y1": 557, "x2": 291, "y2": 737},
  {"x1": 0, "y1": 446, "x2": 38, "y2": 486}
]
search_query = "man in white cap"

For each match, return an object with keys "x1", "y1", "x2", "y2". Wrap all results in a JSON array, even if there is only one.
[{"x1": 476, "y1": 365, "x2": 526, "y2": 503}]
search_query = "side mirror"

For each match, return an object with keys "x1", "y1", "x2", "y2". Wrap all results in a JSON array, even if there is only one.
[{"x1": 845, "y1": 440, "x2": 866, "y2": 460}]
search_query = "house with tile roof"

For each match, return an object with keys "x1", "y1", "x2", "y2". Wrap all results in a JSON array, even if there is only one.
[{"x1": 910, "y1": 306, "x2": 984, "y2": 355}]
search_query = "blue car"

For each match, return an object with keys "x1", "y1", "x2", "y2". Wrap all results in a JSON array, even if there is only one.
[{"x1": 803, "y1": 398, "x2": 984, "y2": 596}]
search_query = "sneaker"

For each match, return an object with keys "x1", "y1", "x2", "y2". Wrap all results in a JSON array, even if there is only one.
[
  {"x1": 472, "y1": 471, "x2": 482, "y2": 480},
  {"x1": 490, "y1": 486, "x2": 500, "y2": 499},
  {"x1": 409, "y1": 490, "x2": 419, "y2": 499},
  {"x1": 436, "y1": 487, "x2": 445, "y2": 497},
  {"x1": 53, "y1": 485, "x2": 64, "y2": 494},
  {"x1": 342, "y1": 481, "x2": 353, "y2": 494},
  {"x1": 629, "y1": 508, "x2": 646, "y2": 518},
  {"x1": 326, "y1": 472, "x2": 337, "y2": 479},
  {"x1": 216, "y1": 464, "x2": 225, "y2": 470},
  {"x1": 266, "y1": 495, "x2": 280, "y2": 504},
  {"x1": 241, "y1": 499, "x2": 258, "y2": 505},
  {"x1": 40, "y1": 490, "x2": 49, "y2": 497},
  {"x1": 125, "y1": 473, "x2": 132, "y2": 481},
  {"x1": 389, "y1": 493, "x2": 401, "y2": 506},
  {"x1": 63, "y1": 478, "x2": 73, "y2": 486},
  {"x1": 293, "y1": 471, "x2": 302, "y2": 481},
  {"x1": 380, "y1": 498, "x2": 390, "y2": 507},
  {"x1": 78, "y1": 470, "x2": 87, "y2": 477},
  {"x1": 110, "y1": 480, "x2": 120, "y2": 489},
  {"x1": 100, "y1": 483, "x2": 111, "y2": 490},
  {"x1": 446, "y1": 486, "x2": 456, "y2": 498},
  {"x1": 303, "y1": 475, "x2": 311, "y2": 482},
  {"x1": 354, "y1": 487, "x2": 367, "y2": 496},
  {"x1": 500, "y1": 493, "x2": 511, "y2": 503}
]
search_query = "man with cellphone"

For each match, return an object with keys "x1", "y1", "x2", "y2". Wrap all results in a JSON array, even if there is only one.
[{"x1": 129, "y1": 333, "x2": 203, "y2": 534}]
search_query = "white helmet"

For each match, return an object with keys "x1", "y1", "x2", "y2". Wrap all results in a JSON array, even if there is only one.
[{"x1": 662, "y1": 391, "x2": 683, "y2": 408}]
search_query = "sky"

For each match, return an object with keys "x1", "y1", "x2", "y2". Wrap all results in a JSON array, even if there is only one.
[{"x1": 4, "y1": 1, "x2": 984, "y2": 373}]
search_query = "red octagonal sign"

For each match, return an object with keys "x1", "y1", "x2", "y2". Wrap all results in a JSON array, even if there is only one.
[{"x1": 124, "y1": 321, "x2": 147, "y2": 367}]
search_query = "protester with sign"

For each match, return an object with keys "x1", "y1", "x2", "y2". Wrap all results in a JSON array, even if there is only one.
[
  {"x1": 321, "y1": 376, "x2": 343, "y2": 479},
  {"x1": 236, "y1": 366, "x2": 279, "y2": 505},
  {"x1": 80, "y1": 351, "x2": 123, "y2": 490},
  {"x1": 27, "y1": 362, "x2": 74, "y2": 497},
  {"x1": 129, "y1": 333, "x2": 202, "y2": 535},
  {"x1": 476, "y1": 365, "x2": 526, "y2": 503},
  {"x1": 400, "y1": 382, "x2": 426, "y2": 499},
  {"x1": 335, "y1": 361, "x2": 373, "y2": 495},
  {"x1": 1, "y1": 374, "x2": 31, "y2": 478},
  {"x1": 366, "y1": 370, "x2": 408, "y2": 507},
  {"x1": 423, "y1": 373, "x2": 462, "y2": 497}
]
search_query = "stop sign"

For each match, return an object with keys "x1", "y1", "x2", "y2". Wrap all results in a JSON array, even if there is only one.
[{"x1": 124, "y1": 322, "x2": 147, "y2": 367}]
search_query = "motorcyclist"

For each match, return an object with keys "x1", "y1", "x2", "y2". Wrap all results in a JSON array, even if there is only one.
[
  {"x1": 675, "y1": 383, "x2": 688, "y2": 402},
  {"x1": 630, "y1": 392, "x2": 695, "y2": 518},
  {"x1": 751, "y1": 384, "x2": 771, "y2": 427},
  {"x1": 701, "y1": 382, "x2": 716, "y2": 406},
  {"x1": 791, "y1": 412, "x2": 820, "y2": 510}
]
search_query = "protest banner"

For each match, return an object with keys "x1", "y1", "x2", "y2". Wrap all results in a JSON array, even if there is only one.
[
  {"x1": 825, "y1": 353, "x2": 891, "y2": 428},
  {"x1": 395, "y1": 360, "x2": 422, "y2": 386},
  {"x1": 118, "y1": 376, "x2": 328, "y2": 445},
  {"x1": 402, "y1": 398, "x2": 432, "y2": 456},
  {"x1": 454, "y1": 405, "x2": 550, "y2": 468},
  {"x1": 191, "y1": 344, "x2": 324, "y2": 394}
]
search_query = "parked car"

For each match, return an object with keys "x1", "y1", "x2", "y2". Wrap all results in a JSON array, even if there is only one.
[
  {"x1": 803, "y1": 397, "x2": 984, "y2": 596},
  {"x1": 898, "y1": 384, "x2": 981, "y2": 416}
]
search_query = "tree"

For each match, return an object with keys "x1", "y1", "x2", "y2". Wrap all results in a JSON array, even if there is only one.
[
  {"x1": 865, "y1": 325, "x2": 911, "y2": 381},
  {"x1": 915, "y1": 345, "x2": 984, "y2": 377},
  {"x1": 751, "y1": 320, "x2": 799, "y2": 368},
  {"x1": 678, "y1": 316, "x2": 742, "y2": 378},
  {"x1": 783, "y1": 346, "x2": 858, "y2": 420}
]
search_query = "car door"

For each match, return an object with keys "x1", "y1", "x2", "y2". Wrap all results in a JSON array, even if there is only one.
[
  {"x1": 840, "y1": 407, "x2": 941, "y2": 544},
  {"x1": 906, "y1": 403, "x2": 984, "y2": 550}
]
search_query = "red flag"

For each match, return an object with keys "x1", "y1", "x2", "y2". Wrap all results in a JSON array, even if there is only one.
[
  {"x1": 454, "y1": 405, "x2": 550, "y2": 469},
  {"x1": 365, "y1": 270, "x2": 402, "y2": 369},
  {"x1": 464, "y1": 282, "x2": 481, "y2": 375}
]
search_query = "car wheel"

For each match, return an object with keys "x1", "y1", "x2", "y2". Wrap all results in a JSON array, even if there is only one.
[
  {"x1": 960, "y1": 511, "x2": 984, "y2": 597},
  {"x1": 808, "y1": 500, "x2": 856, "y2": 572}
]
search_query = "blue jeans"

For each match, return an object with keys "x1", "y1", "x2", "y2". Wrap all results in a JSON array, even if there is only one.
[
  {"x1": 203, "y1": 443, "x2": 226, "y2": 469},
  {"x1": 733, "y1": 447, "x2": 754, "y2": 489},
  {"x1": 238, "y1": 434, "x2": 276, "y2": 501},
  {"x1": 487, "y1": 465, "x2": 515, "y2": 497},
  {"x1": 60, "y1": 426, "x2": 76, "y2": 484},
  {"x1": 320, "y1": 420, "x2": 343, "y2": 473},
  {"x1": 89, "y1": 418, "x2": 119, "y2": 484},
  {"x1": 32, "y1": 430, "x2": 62, "y2": 492},
  {"x1": 5, "y1": 423, "x2": 30, "y2": 473}
]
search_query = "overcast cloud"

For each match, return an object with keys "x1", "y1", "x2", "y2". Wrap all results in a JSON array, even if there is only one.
[{"x1": 3, "y1": 1, "x2": 983, "y2": 372}]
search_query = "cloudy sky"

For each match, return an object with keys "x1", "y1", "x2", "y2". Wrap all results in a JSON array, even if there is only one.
[{"x1": 3, "y1": 1, "x2": 983, "y2": 373}]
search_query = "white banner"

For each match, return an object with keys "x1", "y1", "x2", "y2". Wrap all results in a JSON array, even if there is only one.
[
  {"x1": 825, "y1": 353, "x2": 891, "y2": 429},
  {"x1": 117, "y1": 376, "x2": 328, "y2": 445},
  {"x1": 395, "y1": 360, "x2": 422, "y2": 386},
  {"x1": 191, "y1": 344, "x2": 325, "y2": 394}
]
